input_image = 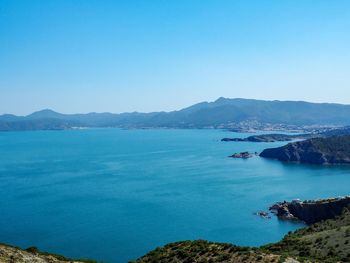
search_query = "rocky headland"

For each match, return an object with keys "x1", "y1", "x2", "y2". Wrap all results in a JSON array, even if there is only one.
[
  {"x1": 270, "y1": 196, "x2": 350, "y2": 224},
  {"x1": 260, "y1": 135, "x2": 350, "y2": 164}
]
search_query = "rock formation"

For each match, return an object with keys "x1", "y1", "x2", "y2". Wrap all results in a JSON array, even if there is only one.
[
  {"x1": 270, "y1": 196, "x2": 350, "y2": 224},
  {"x1": 260, "y1": 135, "x2": 350, "y2": 164}
]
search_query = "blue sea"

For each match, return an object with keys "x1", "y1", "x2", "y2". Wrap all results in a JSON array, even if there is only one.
[{"x1": 0, "y1": 128, "x2": 350, "y2": 263}]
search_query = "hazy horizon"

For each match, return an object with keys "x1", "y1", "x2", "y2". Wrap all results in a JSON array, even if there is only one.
[{"x1": 1, "y1": 0, "x2": 350, "y2": 115}]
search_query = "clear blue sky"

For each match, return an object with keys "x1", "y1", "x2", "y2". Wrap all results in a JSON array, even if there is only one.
[{"x1": 1, "y1": 0, "x2": 350, "y2": 115}]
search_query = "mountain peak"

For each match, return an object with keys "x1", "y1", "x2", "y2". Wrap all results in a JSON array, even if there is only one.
[
  {"x1": 27, "y1": 109, "x2": 64, "y2": 119},
  {"x1": 34, "y1": 109, "x2": 57, "y2": 113},
  {"x1": 213, "y1": 97, "x2": 250, "y2": 104},
  {"x1": 214, "y1": 97, "x2": 228, "y2": 103}
]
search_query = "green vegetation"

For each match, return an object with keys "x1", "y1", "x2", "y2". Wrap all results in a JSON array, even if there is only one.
[
  {"x1": 132, "y1": 208, "x2": 350, "y2": 263},
  {"x1": 131, "y1": 240, "x2": 280, "y2": 263},
  {"x1": 264, "y1": 207, "x2": 350, "y2": 262}
]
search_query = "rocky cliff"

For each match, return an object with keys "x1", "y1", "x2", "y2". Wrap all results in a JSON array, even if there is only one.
[
  {"x1": 270, "y1": 197, "x2": 350, "y2": 224},
  {"x1": 260, "y1": 135, "x2": 350, "y2": 164}
]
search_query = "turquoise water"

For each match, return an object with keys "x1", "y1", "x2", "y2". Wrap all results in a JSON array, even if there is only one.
[{"x1": 0, "y1": 129, "x2": 350, "y2": 263}]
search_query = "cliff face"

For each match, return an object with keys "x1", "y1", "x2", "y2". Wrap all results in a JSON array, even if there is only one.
[
  {"x1": 272, "y1": 197, "x2": 350, "y2": 225},
  {"x1": 260, "y1": 135, "x2": 350, "y2": 164},
  {"x1": 288, "y1": 198, "x2": 350, "y2": 224}
]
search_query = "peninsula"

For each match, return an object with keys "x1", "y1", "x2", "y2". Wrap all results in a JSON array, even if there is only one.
[
  {"x1": 260, "y1": 135, "x2": 350, "y2": 164},
  {"x1": 270, "y1": 196, "x2": 350, "y2": 224},
  {"x1": 222, "y1": 127, "x2": 350, "y2": 143},
  {"x1": 222, "y1": 133, "x2": 310, "y2": 142}
]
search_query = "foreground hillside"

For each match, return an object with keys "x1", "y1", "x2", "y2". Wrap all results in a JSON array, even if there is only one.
[
  {"x1": 131, "y1": 241, "x2": 282, "y2": 263},
  {"x1": 133, "y1": 207, "x2": 350, "y2": 263},
  {"x1": 265, "y1": 208, "x2": 350, "y2": 262},
  {"x1": 260, "y1": 135, "x2": 350, "y2": 164},
  {"x1": 0, "y1": 244, "x2": 97, "y2": 263}
]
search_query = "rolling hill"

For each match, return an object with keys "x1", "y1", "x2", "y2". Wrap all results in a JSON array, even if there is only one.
[{"x1": 2, "y1": 98, "x2": 350, "y2": 131}]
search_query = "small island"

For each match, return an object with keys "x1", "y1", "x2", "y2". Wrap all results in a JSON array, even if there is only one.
[{"x1": 229, "y1": 151, "x2": 257, "y2": 159}]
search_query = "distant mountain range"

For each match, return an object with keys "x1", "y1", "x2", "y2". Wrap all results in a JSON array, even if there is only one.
[{"x1": 2, "y1": 98, "x2": 350, "y2": 131}]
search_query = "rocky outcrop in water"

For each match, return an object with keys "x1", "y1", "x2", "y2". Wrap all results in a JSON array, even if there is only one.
[
  {"x1": 270, "y1": 196, "x2": 350, "y2": 224},
  {"x1": 229, "y1": 152, "x2": 255, "y2": 158},
  {"x1": 260, "y1": 135, "x2": 350, "y2": 164}
]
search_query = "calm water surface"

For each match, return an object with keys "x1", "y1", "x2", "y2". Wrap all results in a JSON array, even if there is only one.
[{"x1": 0, "y1": 129, "x2": 349, "y2": 262}]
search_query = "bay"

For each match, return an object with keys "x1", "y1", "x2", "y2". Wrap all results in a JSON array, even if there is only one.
[{"x1": 0, "y1": 128, "x2": 349, "y2": 262}]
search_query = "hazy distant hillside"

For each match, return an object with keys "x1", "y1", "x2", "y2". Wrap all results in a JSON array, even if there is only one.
[{"x1": 1, "y1": 98, "x2": 350, "y2": 131}]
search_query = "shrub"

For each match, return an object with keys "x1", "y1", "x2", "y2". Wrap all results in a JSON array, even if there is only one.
[{"x1": 25, "y1": 247, "x2": 39, "y2": 254}]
